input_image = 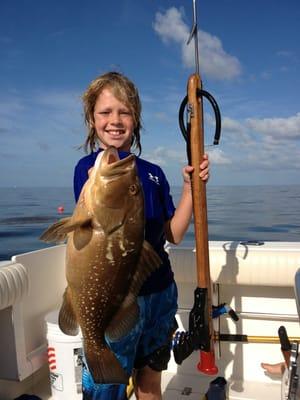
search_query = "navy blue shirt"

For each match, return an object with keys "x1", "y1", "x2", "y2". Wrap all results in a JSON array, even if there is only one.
[{"x1": 73, "y1": 149, "x2": 176, "y2": 295}]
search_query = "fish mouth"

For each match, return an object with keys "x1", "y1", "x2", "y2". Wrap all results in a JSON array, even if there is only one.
[{"x1": 99, "y1": 146, "x2": 135, "y2": 176}]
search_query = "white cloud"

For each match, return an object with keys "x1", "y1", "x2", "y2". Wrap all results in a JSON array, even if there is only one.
[
  {"x1": 153, "y1": 7, "x2": 188, "y2": 44},
  {"x1": 0, "y1": 88, "x2": 83, "y2": 159},
  {"x1": 246, "y1": 113, "x2": 300, "y2": 140},
  {"x1": 276, "y1": 50, "x2": 293, "y2": 57},
  {"x1": 144, "y1": 146, "x2": 186, "y2": 166},
  {"x1": 206, "y1": 147, "x2": 231, "y2": 165},
  {"x1": 34, "y1": 90, "x2": 81, "y2": 109},
  {"x1": 0, "y1": 96, "x2": 25, "y2": 120},
  {"x1": 31, "y1": 89, "x2": 83, "y2": 135},
  {"x1": 144, "y1": 144, "x2": 231, "y2": 167},
  {"x1": 221, "y1": 116, "x2": 254, "y2": 147},
  {"x1": 153, "y1": 112, "x2": 172, "y2": 122},
  {"x1": 222, "y1": 117, "x2": 245, "y2": 133},
  {"x1": 0, "y1": 95, "x2": 27, "y2": 139},
  {"x1": 144, "y1": 112, "x2": 300, "y2": 173},
  {"x1": 153, "y1": 7, "x2": 242, "y2": 80},
  {"x1": 0, "y1": 89, "x2": 81, "y2": 136},
  {"x1": 219, "y1": 113, "x2": 300, "y2": 171},
  {"x1": 260, "y1": 71, "x2": 272, "y2": 80}
]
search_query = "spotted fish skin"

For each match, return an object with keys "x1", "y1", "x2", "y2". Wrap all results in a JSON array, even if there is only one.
[{"x1": 40, "y1": 147, "x2": 161, "y2": 384}]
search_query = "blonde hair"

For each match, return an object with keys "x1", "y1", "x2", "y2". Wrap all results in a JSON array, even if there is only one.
[{"x1": 82, "y1": 71, "x2": 142, "y2": 155}]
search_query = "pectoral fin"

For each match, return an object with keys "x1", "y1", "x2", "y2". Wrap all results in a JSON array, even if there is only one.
[
  {"x1": 105, "y1": 241, "x2": 161, "y2": 341},
  {"x1": 58, "y1": 287, "x2": 79, "y2": 336},
  {"x1": 40, "y1": 216, "x2": 92, "y2": 243}
]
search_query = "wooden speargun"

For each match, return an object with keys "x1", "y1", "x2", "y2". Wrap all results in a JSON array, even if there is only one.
[{"x1": 173, "y1": 0, "x2": 222, "y2": 375}]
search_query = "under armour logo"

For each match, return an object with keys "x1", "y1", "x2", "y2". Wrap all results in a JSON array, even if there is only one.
[{"x1": 148, "y1": 173, "x2": 160, "y2": 185}]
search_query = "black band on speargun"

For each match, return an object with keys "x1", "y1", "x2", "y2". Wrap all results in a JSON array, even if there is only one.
[{"x1": 179, "y1": 89, "x2": 221, "y2": 155}]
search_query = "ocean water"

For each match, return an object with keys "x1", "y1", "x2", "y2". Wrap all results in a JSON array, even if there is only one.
[{"x1": 0, "y1": 185, "x2": 299, "y2": 261}]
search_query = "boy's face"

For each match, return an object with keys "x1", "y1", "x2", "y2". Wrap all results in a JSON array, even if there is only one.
[{"x1": 93, "y1": 88, "x2": 134, "y2": 152}]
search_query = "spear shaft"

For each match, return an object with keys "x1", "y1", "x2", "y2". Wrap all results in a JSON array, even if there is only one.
[
  {"x1": 174, "y1": 0, "x2": 221, "y2": 373},
  {"x1": 187, "y1": 0, "x2": 217, "y2": 375}
]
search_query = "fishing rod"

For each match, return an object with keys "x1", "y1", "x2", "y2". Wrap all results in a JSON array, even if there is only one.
[{"x1": 174, "y1": 0, "x2": 223, "y2": 375}]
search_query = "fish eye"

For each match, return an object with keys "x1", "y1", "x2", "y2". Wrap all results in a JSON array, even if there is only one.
[{"x1": 129, "y1": 184, "x2": 137, "y2": 195}]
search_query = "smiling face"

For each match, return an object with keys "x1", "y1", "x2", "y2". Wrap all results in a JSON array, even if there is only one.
[{"x1": 93, "y1": 88, "x2": 135, "y2": 152}]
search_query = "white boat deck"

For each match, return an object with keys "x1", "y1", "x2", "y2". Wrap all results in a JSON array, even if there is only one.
[
  {"x1": 7, "y1": 352, "x2": 282, "y2": 400},
  {"x1": 1, "y1": 242, "x2": 299, "y2": 399},
  {"x1": 1, "y1": 358, "x2": 282, "y2": 400}
]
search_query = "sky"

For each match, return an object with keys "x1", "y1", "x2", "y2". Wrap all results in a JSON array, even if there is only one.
[{"x1": 0, "y1": 0, "x2": 299, "y2": 187}]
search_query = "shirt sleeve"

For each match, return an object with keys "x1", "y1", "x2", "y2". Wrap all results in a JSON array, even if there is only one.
[{"x1": 73, "y1": 161, "x2": 89, "y2": 203}]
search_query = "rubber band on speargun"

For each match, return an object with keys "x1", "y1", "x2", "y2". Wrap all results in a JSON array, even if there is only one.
[{"x1": 179, "y1": 89, "x2": 221, "y2": 146}]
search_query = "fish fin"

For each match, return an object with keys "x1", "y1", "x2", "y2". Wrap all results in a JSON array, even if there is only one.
[
  {"x1": 105, "y1": 241, "x2": 161, "y2": 341},
  {"x1": 58, "y1": 287, "x2": 79, "y2": 336},
  {"x1": 85, "y1": 344, "x2": 129, "y2": 384},
  {"x1": 40, "y1": 216, "x2": 92, "y2": 243},
  {"x1": 129, "y1": 240, "x2": 162, "y2": 296},
  {"x1": 105, "y1": 299, "x2": 139, "y2": 342}
]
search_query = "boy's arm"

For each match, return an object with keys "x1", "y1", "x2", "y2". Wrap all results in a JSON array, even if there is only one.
[{"x1": 165, "y1": 154, "x2": 209, "y2": 245}]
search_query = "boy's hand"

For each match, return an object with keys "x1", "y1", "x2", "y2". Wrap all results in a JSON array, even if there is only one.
[{"x1": 182, "y1": 153, "x2": 209, "y2": 184}]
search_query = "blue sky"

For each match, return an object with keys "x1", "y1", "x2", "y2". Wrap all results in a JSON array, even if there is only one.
[{"x1": 1, "y1": 0, "x2": 299, "y2": 187}]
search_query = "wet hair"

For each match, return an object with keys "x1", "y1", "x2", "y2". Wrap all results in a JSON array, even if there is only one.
[{"x1": 82, "y1": 71, "x2": 142, "y2": 155}]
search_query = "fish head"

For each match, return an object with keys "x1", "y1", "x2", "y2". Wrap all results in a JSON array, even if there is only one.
[{"x1": 86, "y1": 146, "x2": 143, "y2": 234}]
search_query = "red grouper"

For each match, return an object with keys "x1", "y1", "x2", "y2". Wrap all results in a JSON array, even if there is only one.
[{"x1": 40, "y1": 146, "x2": 161, "y2": 384}]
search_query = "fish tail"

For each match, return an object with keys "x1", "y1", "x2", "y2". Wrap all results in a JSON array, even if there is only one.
[{"x1": 85, "y1": 344, "x2": 129, "y2": 384}]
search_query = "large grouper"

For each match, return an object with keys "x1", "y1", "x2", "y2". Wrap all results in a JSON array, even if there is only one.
[{"x1": 40, "y1": 146, "x2": 161, "y2": 384}]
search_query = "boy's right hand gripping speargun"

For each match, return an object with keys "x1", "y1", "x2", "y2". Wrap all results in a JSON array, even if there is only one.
[{"x1": 174, "y1": 0, "x2": 223, "y2": 375}]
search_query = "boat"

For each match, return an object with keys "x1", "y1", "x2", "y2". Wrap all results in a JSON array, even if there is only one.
[{"x1": 1, "y1": 240, "x2": 300, "y2": 399}]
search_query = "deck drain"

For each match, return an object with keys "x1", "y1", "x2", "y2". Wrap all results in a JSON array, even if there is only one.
[{"x1": 181, "y1": 386, "x2": 192, "y2": 395}]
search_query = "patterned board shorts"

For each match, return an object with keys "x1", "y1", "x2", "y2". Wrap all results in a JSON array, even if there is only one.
[{"x1": 82, "y1": 282, "x2": 178, "y2": 400}]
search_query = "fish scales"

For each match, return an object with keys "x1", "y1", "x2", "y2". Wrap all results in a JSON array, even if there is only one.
[{"x1": 40, "y1": 146, "x2": 161, "y2": 384}]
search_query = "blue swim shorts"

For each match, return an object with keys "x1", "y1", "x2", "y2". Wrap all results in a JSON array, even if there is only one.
[{"x1": 82, "y1": 282, "x2": 178, "y2": 400}]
